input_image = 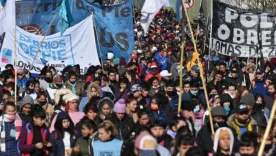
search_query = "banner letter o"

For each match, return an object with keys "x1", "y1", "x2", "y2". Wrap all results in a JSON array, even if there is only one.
[{"x1": 218, "y1": 24, "x2": 230, "y2": 41}]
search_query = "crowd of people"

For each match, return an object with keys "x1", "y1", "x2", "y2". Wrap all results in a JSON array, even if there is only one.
[{"x1": 0, "y1": 5, "x2": 276, "y2": 156}]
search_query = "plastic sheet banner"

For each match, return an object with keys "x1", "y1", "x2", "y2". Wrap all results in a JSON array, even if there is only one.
[
  {"x1": 212, "y1": 1, "x2": 276, "y2": 58},
  {"x1": 0, "y1": 15, "x2": 100, "y2": 74},
  {"x1": 74, "y1": 0, "x2": 134, "y2": 60}
]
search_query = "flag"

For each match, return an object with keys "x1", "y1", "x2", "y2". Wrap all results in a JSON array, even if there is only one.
[
  {"x1": 140, "y1": 0, "x2": 166, "y2": 33},
  {"x1": 0, "y1": 0, "x2": 15, "y2": 35},
  {"x1": 0, "y1": 0, "x2": 6, "y2": 7},
  {"x1": 59, "y1": 0, "x2": 74, "y2": 35},
  {"x1": 176, "y1": 0, "x2": 202, "y2": 24}
]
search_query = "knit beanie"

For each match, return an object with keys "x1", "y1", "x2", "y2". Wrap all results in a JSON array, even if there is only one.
[
  {"x1": 63, "y1": 93, "x2": 79, "y2": 103},
  {"x1": 240, "y1": 93, "x2": 255, "y2": 106},
  {"x1": 219, "y1": 130, "x2": 230, "y2": 139},
  {"x1": 113, "y1": 99, "x2": 126, "y2": 113}
]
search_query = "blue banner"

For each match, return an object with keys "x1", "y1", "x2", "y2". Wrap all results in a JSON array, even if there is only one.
[
  {"x1": 71, "y1": 0, "x2": 134, "y2": 60},
  {"x1": 16, "y1": 0, "x2": 134, "y2": 60}
]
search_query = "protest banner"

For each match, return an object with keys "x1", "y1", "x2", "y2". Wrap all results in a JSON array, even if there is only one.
[
  {"x1": 212, "y1": 1, "x2": 276, "y2": 58},
  {"x1": 0, "y1": 15, "x2": 100, "y2": 74},
  {"x1": 74, "y1": 0, "x2": 134, "y2": 60}
]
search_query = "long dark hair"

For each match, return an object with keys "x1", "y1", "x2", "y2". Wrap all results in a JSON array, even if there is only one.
[{"x1": 54, "y1": 112, "x2": 75, "y2": 139}]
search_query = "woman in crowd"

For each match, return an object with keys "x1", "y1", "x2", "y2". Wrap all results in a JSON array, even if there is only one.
[
  {"x1": 97, "y1": 97, "x2": 114, "y2": 120},
  {"x1": 213, "y1": 127, "x2": 234, "y2": 156},
  {"x1": 72, "y1": 119, "x2": 98, "y2": 156},
  {"x1": 65, "y1": 71, "x2": 84, "y2": 97},
  {"x1": 126, "y1": 94, "x2": 138, "y2": 123},
  {"x1": 50, "y1": 111, "x2": 76, "y2": 156},
  {"x1": 114, "y1": 78, "x2": 129, "y2": 102},
  {"x1": 50, "y1": 93, "x2": 84, "y2": 132},
  {"x1": 79, "y1": 82, "x2": 101, "y2": 112},
  {"x1": 172, "y1": 134, "x2": 195, "y2": 156},
  {"x1": 35, "y1": 91, "x2": 54, "y2": 127},
  {"x1": 92, "y1": 120, "x2": 123, "y2": 155},
  {"x1": 0, "y1": 102, "x2": 22, "y2": 156},
  {"x1": 107, "y1": 99, "x2": 134, "y2": 141},
  {"x1": 19, "y1": 105, "x2": 51, "y2": 156}
]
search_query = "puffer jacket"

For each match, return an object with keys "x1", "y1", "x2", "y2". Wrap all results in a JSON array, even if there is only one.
[{"x1": 106, "y1": 113, "x2": 134, "y2": 141}]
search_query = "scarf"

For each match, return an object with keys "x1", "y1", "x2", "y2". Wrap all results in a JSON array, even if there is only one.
[
  {"x1": 68, "y1": 82, "x2": 77, "y2": 94},
  {"x1": 232, "y1": 118, "x2": 253, "y2": 137},
  {"x1": 0, "y1": 114, "x2": 22, "y2": 152}
]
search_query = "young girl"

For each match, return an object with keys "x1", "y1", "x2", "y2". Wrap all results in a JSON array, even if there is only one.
[
  {"x1": 19, "y1": 105, "x2": 51, "y2": 155},
  {"x1": 50, "y1": 111, "x2": 76, "y2": 156},
  {"x1": 150, "y1": 94, "x2": 168, "y2": 125},
  {"x1": 79, "y1": 82, "x2": 101, "y2": 112},
  {"x1": 72, "y1": 119, "x2": 98, "y2": 156},
  {"x1": 0, "y1": 102, "x2": 22, "y2": 156},
  {"x1": 92, "y1": 120, "x2": 123, "y2": 155},
  {"x1": 97, "y1": 98, "x2": 114, "y2": 120},
  {"x1": 126, "y1": 94, "x2": 138, "y2": 123},
  {"x1": 35, "y1": 91, "x2": 54, "y2": 127},
  {"x1": 213, "y1": 127, "x2": 234, "y2": 156}
]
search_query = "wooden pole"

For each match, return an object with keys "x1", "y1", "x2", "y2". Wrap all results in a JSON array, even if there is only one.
[
  {"x1": 181, "y1": 0, "x2": 214, "y2": 134},
  {"x1": 13, "y1": 28, "x2": 17, "y2": 105},
  {"x1": 258, "y1": 98, "x2": 276, "y2": 156}
]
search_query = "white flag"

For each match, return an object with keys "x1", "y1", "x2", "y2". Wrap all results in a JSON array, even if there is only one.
[
  {"x1": 0, "y1": 0, "x2": 15, "y2": 35},
  {"x1": 140, "y1": 0, "x2": 166, "y2": 33}
]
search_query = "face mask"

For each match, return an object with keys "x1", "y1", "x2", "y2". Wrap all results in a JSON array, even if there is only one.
[
  {"x1": 254, "y1": 104, "x2": 263, "y2": 109},
  {"x1": 268, "y1": 92, "x2": 276, "y2": 97},
  {"x1": 151, "y1": 69, "x2": 158, "y2": 74},
  {"x1": 10, "y1": 91, "x2": 14, "y2": 96},
  {"x1": 45, "y1": 77, "x2": 52, "y2": 83},
  {"x1": 28, "y1": 89, "x2": 35, "y2": 93},
  {"x1": 55, "y1": 84, "x2": 63, "y2": 89},
  {"x1": 214, "y1": 121, "x2": 227, "y2": 129},
  {"x1": 237, "y1": 118, "x2": 248, "y2": 124},
  {"x1": 193, "y1": 105, "x2": 200, "y2": 113},
  {"x1": 69, "y1": 81, "x2": 76, "y2": 85},
  {"x1": 4, "y1": 114, "x2": 15, "y2": 121},
  {"x1": 40, "y1": 101, "x2": 47, "y2": 106},
  {"x1": 264, "y1": 144, "x2": 272, "y2": 152},
  {"x1": 166, "y1": 91, "x2": 174, "y2": 97},
  {"x1": 190, "y1": 90, "x2": 198, "y2": 95},
  {"x1": 224, "y1": 106, "x2": 231, "y2": 115},
  {"x1": 240, "y1": 154, "x2": 256, "y2": 156},
  {"x1": 151, "y1": 105, "x2": 159, "y2": 111}
]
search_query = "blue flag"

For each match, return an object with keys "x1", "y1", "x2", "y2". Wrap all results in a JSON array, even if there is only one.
[
  {"x1": 176, "y1": 0, "x2": 183, "y2": 23},
  {"x1": 59, "y1": 0, "x2": 74, "y2": 35},
  {"x1": 0, "y1": 0, "x2": 6, "y2": 7}
]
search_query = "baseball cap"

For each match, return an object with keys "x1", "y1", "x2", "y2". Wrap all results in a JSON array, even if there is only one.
[
  {"x1": 131, "y1": 84, "x2": 142, "y2": 94},
  {"x1": 160, "y1": 70, "x2": 172, "y2": 77},
  {"x1": 191, "y1": 65, "x2": 199, "y2": 72},
  {"x1": 256, "y1": 68, "x2": 264, "y2": 75},
  {"x1": 230, "y1": 67, "x2": 238, "y2": 73},
  {"x1": 135, "y1": 133, "x2": 157, "y2": 156},
  {"x1": 236, "y1": 104, "x2": 248, "y2": 114}
]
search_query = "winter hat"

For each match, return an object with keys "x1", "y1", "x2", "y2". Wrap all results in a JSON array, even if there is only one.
[
  {"x1": 19, "y1": 95, "x2": 34, "y2": 110},
  {"x1": 113, "y1": 58, "x2": 120, "y2": 65},
  {"x1": 220, "y1": 94, "x2": 233, "y2": 105},
  {"x1": 213, "y1": 127, "x2": 234, "y2": 154},
  {"x1": 54, "y1": 89, "x2": 73, "y2": 104},
  {"x1": 97, "y1": 97, "x2": 114, "y2": 110},
  {"x1": 113, "y1": 99, "x2": 126, "y2": 113},
  {"x1": 53, "y1": 75, "x2": 63, "y2": 84},
  {"x1": 107, "y1": 51, "x2": 114, "y2": 60},
  {"x1": 135, "y1": 133, "x2": 157, "y2": 156},
  {"x1": 119, "y1": 58, "x2": 127, "y2": 66},
  {"x1": 211, "y1": 106, "x2": 227, "y2": 117},
  {"x1": 240, "y1": 93, "x2": 255, "y2": 106},
  {"x1": 62, "y1": 93, "x2": 79, "y2": 103},
  {"x1": 181, "y1": 100, "x2": 195, "y2": 111}
]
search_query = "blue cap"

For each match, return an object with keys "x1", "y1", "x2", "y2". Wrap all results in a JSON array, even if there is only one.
[{"x1": 191, "y1": 65, "x2": 199, "y2": 72}]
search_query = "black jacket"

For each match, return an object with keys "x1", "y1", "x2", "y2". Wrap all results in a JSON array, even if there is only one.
[{"x1": 107, "y1": 113, "x2": 134, "y2": 141}]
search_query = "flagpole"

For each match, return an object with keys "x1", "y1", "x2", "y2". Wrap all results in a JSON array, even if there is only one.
[
  {"x1": 258, "y1": 98, "x2": 276, "y2": 156},
  {"x1": 208, "y1": 0, "x2": 213, "y2": 72},
  {"x1": 13, "y1": 0, "x2": 17, "y2": 105},
  {"x1": 92, "y1": 14, "x2": 104, "y2": 72},
  {"x1": 30, "y1": 13, "x2": 58, "y2": 69},
  {"x1": 181, "y1": 0, "x2": 214, "y2": 134}
]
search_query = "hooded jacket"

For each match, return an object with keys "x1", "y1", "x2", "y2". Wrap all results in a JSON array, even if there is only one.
[
  {"x1": 213, "y1": 127, "x2": 234, "y2": 155},
  {"x1": 144, "y1": 62, "x2": 161, "y2": 81},
  {"x1": 18, "y1": 95, "x2": 34, "y2": 124}
]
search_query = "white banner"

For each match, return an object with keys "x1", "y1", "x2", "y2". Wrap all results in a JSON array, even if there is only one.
[{"x1": 0, "y1": 15, "x2": 100, "y2": 74}]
